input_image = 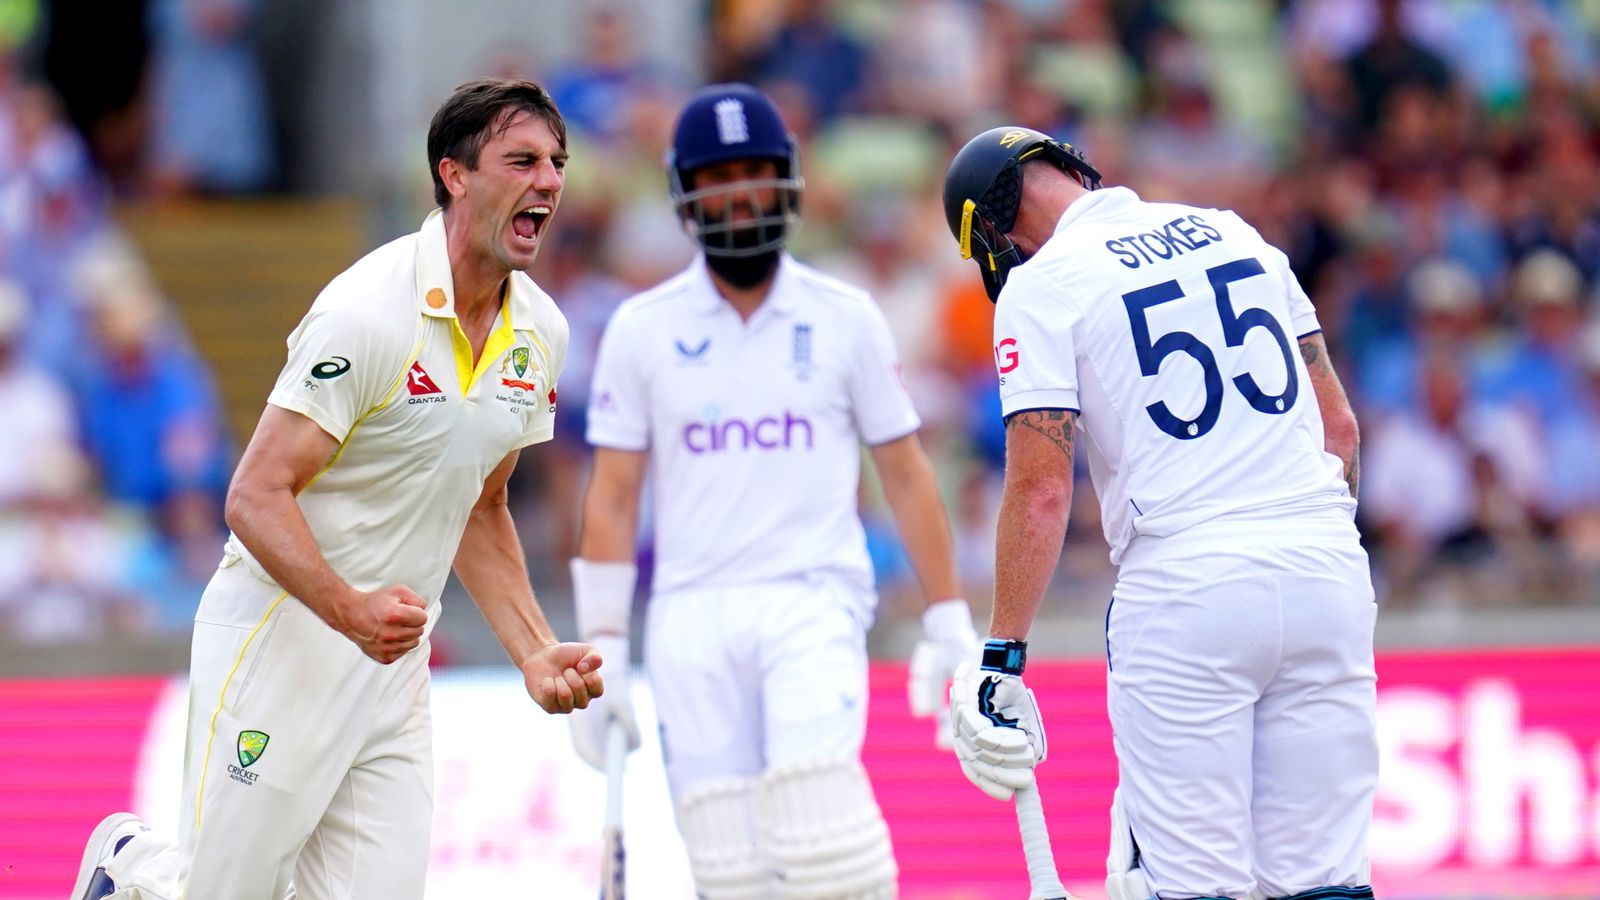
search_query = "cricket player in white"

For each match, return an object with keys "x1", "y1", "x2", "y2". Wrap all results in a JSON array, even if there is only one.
[
  {"x1": 71, "y1": 79, "x2": 604, "y2": 900},
  {"x1": 569, "y1": 84, "x2": 978, "y2": 899},
  {"x1": 941, "y1": 127, "x2": 1376, "y2": 900}
]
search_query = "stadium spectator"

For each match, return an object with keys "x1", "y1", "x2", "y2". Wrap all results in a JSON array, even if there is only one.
[
  {"x1": 546, "y1": 4, "x2": 671, "y2": 148},
  {"x1": 1493, "y1": 250, "x2": 1589, "y2": 428},
  {"x1": 748, "y1": 0, "x2": 867, "y2": 122},
  {"x1": 67, "y1": 252, "x2": 230, "y2": 522},
  {"x1": 1363, "y1": 351, "x2": 1546, "y2": 606},
  {"x1": 1341, "y1": 0, "x2": 1458, "y2": 140},
  {"x1": 0, "y1": 448, "x2": 148, "y2": 641},
  {"x1": 144, "y1": 0, "x2": 276, "y2": 194},
  {"x1": 1545, "y1": 324, "x2": 1600, "y2": 602},
  {"x1": 1358, "y1": 258, "x2": 1499, "y2": 420},
  {"x1": 39, "y1": 0, "x2": 150, "y2": 189},
  {"x1": 0, "y1": 278, "x2": 77, "y2": 509}
]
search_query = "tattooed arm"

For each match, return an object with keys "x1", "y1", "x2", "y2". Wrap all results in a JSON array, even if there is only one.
[
  {"x1": 991, "y1": 408, "x2": 1077, "y2": 640},
  {"x1": 1299, "y1": 332, "x2": 1361, "y2": 498}
]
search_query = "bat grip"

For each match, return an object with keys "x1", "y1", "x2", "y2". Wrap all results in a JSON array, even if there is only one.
[
  {"x1": 1015, "y1": 784, "x2": 1069, "y2": 900},
  {"x1": 604, "y1": 719, "x2": 628, "y2": 827}
]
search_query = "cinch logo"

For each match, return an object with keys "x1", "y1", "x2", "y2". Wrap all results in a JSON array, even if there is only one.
[{"x1": 683, "y1": 412, "x2": 814, "y2": 454}]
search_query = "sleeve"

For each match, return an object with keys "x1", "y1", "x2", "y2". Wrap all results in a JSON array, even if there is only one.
[
  {"x1": 994, "y1": 271, "x2": 1081, "y2": 418},
  {"x1": 848, "y1": 298, "x2": 922, "y2": 445},
  {"x1": 585, "y1": 310, "x2": 651, "y2": 451},
  {"x1": 265, "y1": 301, "x2": 408, "y2": 442}
]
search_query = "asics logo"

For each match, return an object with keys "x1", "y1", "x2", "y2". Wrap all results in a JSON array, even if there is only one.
[{"x1": 683, "y1": 412, "x2": 813, "y2": 454}]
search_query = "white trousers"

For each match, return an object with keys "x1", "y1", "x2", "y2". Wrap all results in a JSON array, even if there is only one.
[
  {"x1": 106, "y1": 556, "x2": 436, "y2": 900},
  {"x1": 1106, "y1": 533, "x2": 1378, "y2": 900},
  {"x1": 645, "y1": 574, "x2": 872, "y2": 802}
]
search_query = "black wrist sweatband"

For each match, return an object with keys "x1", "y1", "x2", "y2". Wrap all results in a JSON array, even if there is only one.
[{"x1": 980, "y1": 638, "x2": 1027, "y2": 675}]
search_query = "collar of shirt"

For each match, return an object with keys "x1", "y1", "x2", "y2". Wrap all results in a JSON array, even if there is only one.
[
  {"x1": 1052, "y1": 185, "x2": 1142, "y2": 235},
  {"x1": 686, "y1": 253, "x2": 803, "y2": 322},
  {"x1": 413, "y1": 209, "x2": 538, "y2": 330}
]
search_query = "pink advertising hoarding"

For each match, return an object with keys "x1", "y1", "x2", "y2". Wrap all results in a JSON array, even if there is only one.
[{"x1": 2, "y1": 649, "x2": 1596, "y2": 898}]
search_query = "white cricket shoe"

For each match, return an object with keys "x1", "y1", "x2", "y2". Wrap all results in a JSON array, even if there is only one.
[{"x1": 70, "y1": 812, "x2": 148, "y2": 900}]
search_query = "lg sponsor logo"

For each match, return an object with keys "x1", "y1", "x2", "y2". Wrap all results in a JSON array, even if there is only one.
[
  {"x1": 683, "y1": 411, "x2": 814, "y2": 454},
  {"x1": 995, "y1": 338, "x2": 1019, "y2": 378}
]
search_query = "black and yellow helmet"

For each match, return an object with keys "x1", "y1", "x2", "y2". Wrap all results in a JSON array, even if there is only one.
[{"x1": 942, "y1": 126, "x2": 1101, "y2": 302}]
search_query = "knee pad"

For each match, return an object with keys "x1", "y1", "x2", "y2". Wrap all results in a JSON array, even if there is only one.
[
  {"x1": 1106, "y1": 788, "x2": 1154, "y2": 900},
  {"x1": 678, "y1": 777, "x2": 774, "y2": 900},
  {"x1": 758, "y1": 758, "x2": 897, "y2": 899}
]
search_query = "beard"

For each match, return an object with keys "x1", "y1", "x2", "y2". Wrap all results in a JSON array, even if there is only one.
[
  {"x1": 706, "y1": 246, "x2": 781, "y2": 287},
  {"x1": 702, "y1": 212, "x2": 784, "y2": 287}
]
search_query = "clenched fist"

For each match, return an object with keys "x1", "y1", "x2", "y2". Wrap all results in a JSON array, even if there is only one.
[
  {"x1": 522, "y1": 641, "x2": 605, "y2": 714},
  {"x1": 335, "y1": 585, "x2": 429, "y2": 664}
]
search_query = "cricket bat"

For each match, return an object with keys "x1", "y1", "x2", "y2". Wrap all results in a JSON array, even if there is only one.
[{"x1": 600, "y1": 718, "x2": 629, "y2": 900}]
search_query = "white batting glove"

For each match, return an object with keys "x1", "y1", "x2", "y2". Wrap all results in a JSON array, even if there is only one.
[
  {"x1": 949, "y1": 644, "x2": 1046, "y2": 801},
  {"x1": 569, "y1": 559, "x2": 641, "y2": 771},
  {"x1": 908, "y1": 599, "x2": 979, "y2": 749},
  {"x1": 568, "y1": 634, "x2": 640, "y2": 770}
]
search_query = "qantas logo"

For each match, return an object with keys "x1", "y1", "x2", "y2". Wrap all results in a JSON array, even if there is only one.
[{"x1": 406, "y1": 362, "x2": 446, "y2": 404}]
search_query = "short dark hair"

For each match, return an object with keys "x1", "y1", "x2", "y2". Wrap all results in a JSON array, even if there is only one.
[{"x1": 427, "y1": 78, "x2": 568, "y2": 208}]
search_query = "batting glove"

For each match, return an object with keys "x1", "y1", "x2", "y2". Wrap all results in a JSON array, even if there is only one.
[
  {"x1": 949, "y1": 642, "x2": 1046, "y2": 801},
  {"x1": 908, "y1": 599, "x2": 979, "y2": 749},
  {"x1": 569, "y1": 634, "x2": 640, "y2": 771}
]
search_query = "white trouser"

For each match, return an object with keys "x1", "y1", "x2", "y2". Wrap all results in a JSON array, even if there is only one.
[
  {"x1": 1106, "y1": 532, "x2": 1377, "y2": 900},
  {"x1": 645, "y1": 574, "x2": 872, "y2": 802},
  {"x1": 106, "y1": 556, "x2": 436, "y2": 900}
]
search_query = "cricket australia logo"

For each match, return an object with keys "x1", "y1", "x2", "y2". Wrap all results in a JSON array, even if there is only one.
[
  {"x1": 714, "y1": 98, "x2": 749, "y2": 145},
  {"x1": 229, "y1": 730, "x2": 270, "y2": 785},
  {"x1": 512, "y1": 346, "x2": 530, "y2": 378}
]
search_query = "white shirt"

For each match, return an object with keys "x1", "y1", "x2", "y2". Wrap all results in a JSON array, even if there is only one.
[
  {"x1": 234, "y1": 210, "x2": 568, "y2": 602},
  {"x1": 994, "y1": 187, "x2": 1355, "y2": 564},
  {"x1": 587, "y1": 255, "x2": 919, "y2": 595}
]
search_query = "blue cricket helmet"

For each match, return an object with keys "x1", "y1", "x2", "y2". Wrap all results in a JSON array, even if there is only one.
[{"x1": 668, "y1": 83, "x2": 803, "y2": 258}]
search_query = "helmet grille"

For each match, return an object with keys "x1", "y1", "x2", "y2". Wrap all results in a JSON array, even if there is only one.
[{"x1": 979, "y1": 161, "x2": 1024, "y2": 234}]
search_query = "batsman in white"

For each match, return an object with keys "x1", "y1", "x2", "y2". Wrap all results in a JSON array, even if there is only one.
[
  {"x1": 568, "y1": 83, "x2": 978, "y2": 899},
  {"x1": 70, "y1": 79, "x2": 604, "y2": 900},
  {"x1": 941, "y1": 127, "x2": 1377, "y2": 900}
]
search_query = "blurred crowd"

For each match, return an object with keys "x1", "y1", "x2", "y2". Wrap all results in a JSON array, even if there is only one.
[
  {"x1": 0, "y1": 1, "x2": 244, "y2": 642},
  {"x1": 5, "y1": 0, "x2": 1600, "y2": 646}
]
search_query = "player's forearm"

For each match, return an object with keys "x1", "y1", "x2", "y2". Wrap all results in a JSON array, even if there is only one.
[
  {"x1": 225, "y1": 481, "x2": 358, "y2": 629},
  {"x1": 990, "y1": 409, "x2": 1077, "y2": 641},
  {"x1": 1299, "y1": 333, "x2": 1361, "y2": 498},
  {"x1": 454, "y1": 502, "x2": 558, "y2": 664},
  {"x1": 876, "y1": 448, "x2": 963, "y2": 603},
  {"x1": 576, "y1": 477, "x2": 642, "y2": 562},
  {"x1": 990, "y1": 476, "x2": 1071, "y2": 640}
]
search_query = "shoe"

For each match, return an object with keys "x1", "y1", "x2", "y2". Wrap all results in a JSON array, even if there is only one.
[{"x1": 70, "y1": 812, "x2": 148, "y2": 899}]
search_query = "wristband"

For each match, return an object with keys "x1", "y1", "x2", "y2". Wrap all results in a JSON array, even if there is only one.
[
  {"x1": 570, "y1": 558, "x2": 637, "y2": 639},
  {"x1": 980, "y1": 638, "x2": 1028, "y2": 675}
]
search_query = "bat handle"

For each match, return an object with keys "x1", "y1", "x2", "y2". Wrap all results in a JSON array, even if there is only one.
[
  {"x1": 604, "y1": 719, "x2": 628, "y2": 827},
  {"x1": 1015, "y1": 784, "x2": 1070, "y2": 900}
]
